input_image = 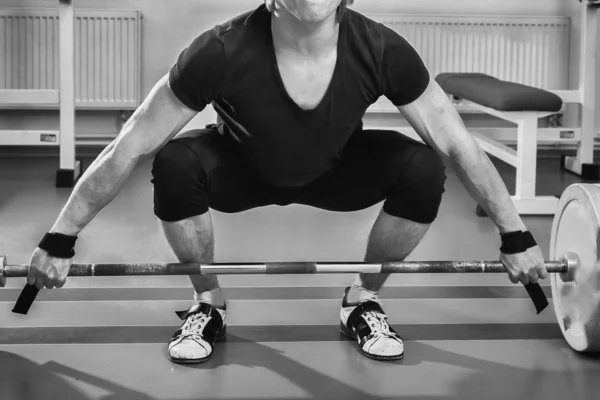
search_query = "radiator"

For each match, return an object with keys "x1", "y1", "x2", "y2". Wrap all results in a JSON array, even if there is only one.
[
  {"x1": 0, "y1": 8, "x2": 141, "y2": 109},
  {"x1": 368, "y1": 14, "x2": 571, "y2": 112}
]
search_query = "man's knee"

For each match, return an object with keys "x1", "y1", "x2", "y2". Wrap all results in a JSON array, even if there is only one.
[
  {"x1": 152, "y1": 140, "x2": 204, "y2": 187},
  {"x1": 407, "y1": 145, "x2": 447, "y2": 189},
  {"x1": 384, "y1": 145, "x2": 446, "y2": 224},
  {"x1": 151, "y1": 139, "x2": 208, "y2": 222}
]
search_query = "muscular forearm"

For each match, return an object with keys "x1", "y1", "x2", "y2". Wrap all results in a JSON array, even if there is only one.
[
  {"x1": 398, "y1": 80, "x2": 528, "y2": 234},
  {"x1": 448, "y1": 145, "x2": 526, "y2": 234},
  {"x1": 49, "y1": 140, "x2": 142, "y2": 236},
  {"x1": 47, "y1": 76, "x2": 196, "y2": 237}
]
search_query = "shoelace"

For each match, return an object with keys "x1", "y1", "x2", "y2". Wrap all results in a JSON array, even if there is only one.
[
  {"x1": 363, "y1": 311, "x2": 396, "y2": 337},
  {"x1": 181, "y1": 312, "x2": 210, "y2": 337}
]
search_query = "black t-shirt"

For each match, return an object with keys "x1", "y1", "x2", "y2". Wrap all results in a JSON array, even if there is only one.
[{"x1": 170, "y1": 4, "x2": 430, "y2": 187}]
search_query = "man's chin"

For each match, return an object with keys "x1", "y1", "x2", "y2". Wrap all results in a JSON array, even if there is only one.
[{"x1": 295, "y1": 12, "x2": 333, "y2": 24}]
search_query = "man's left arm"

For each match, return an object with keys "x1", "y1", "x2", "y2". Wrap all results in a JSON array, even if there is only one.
[
  {"x1": 398, "y1": 78, "x2": 547, "y2": 286},
  {"x1": 398, "y1": 79, "x2": 523, "y2": 233}
]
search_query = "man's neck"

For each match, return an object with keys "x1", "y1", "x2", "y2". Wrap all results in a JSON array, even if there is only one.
[{"x1": 271, "y1": 10, "x2": 339, "y2": 57}]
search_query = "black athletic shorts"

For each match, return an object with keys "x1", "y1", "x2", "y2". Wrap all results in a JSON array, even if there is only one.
[{"x1": 151, "y1": 126, "x2": 446, "y2": 224}]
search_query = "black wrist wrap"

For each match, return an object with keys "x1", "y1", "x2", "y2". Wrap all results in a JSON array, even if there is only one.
[
  {"x1": 38, "y1": 232, "x2": 77, "y2": 259},
  {"x1": 500, "y1": 231, "x2": 537, "y2": 254}
]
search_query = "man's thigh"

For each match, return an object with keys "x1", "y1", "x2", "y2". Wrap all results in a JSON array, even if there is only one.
[
  {"x1": 152, "y1": 126, "x2": 289, "y2": 218},
  {"x1": 296, "y1": 129, "x2": 446, "y2": 223}
]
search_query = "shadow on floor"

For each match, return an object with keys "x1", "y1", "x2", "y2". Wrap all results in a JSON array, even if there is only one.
[
  {"x1": 1, "y1": 337, "x2": 599, "y2": 400},
  {"x1": 183, "y1": 335, "x2": 600, "y2": 400},
  {"x1": 0, "y1": 351, "x2": 153, "y2": 400}
]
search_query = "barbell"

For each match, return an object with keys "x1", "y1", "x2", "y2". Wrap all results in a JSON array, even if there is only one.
[
  {"x1": 0, "y1": 258, "x2": 572, "y2": 277},
  {"x1": 0, "y1": 183, "x2": 599, "y2": 354}
]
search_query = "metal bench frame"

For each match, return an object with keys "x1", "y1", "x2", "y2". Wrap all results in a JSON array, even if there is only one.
[{"x1": 454, "y1": 1, "x2": 597, "y2": 215}]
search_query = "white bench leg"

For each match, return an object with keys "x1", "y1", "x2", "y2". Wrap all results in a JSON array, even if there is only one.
[
  {"x1": 563, "y1": 105, "x2": 597, "y2": 177},
  {"x1": 562, "y1": 96, "x2": 597, "y2": 180},
  {"x1": 515, "y1": 117, "x2": 538, "y2": 199},
  {"x1": 511, "y1": 117, "x2": 558, "y2": 215},
  {"x1": 57, "y1": 0, "x2": 81, "y2": 188}
]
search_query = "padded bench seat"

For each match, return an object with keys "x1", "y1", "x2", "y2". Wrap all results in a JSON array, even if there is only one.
[{"x1": 436, "y1": 73, "x2": 563, "y2": 112}]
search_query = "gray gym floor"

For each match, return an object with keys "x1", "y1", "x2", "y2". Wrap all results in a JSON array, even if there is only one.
[{"x1": 0, "y1": 152, "x2": 599, "y2": 400}]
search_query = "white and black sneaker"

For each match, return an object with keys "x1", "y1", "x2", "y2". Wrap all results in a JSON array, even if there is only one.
[
  {"x1": 168, "y1": 302, "x2": 227, "y2": 364},
  {"x1": 340, "y1": 287, "x2": 404, "y2": 361}
]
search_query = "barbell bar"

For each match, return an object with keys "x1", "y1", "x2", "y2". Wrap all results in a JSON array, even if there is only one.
[
  {"x1": 0, "y1": 258, "x2": 572, "y2": 281},
  {"x1": 0, "y1": 256, "x2": 574, "y2": 321}
]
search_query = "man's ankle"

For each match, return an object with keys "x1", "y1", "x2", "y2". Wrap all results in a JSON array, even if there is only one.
[
  {"x1": 194, "y1": 287, "x2": 225, "y2": 308},
  {"x1": 347, "y1": 284, "x2": 380, "y2": 304}
]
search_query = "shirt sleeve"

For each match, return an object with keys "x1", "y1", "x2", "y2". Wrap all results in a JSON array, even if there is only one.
[
  {"x1": 169, "y1": 27, "x2": 227, "y2": 112},
  {"x1": 380, "y1": 25, "x2": 430, "y2": 107}
]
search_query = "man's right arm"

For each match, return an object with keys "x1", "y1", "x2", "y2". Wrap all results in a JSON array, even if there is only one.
[
  {"x1": 50, "y1": 74, "x2": 198, "y2": 236},
  {"x1": 27, "y1": 26, "x2": 223, "y2": 290}
]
